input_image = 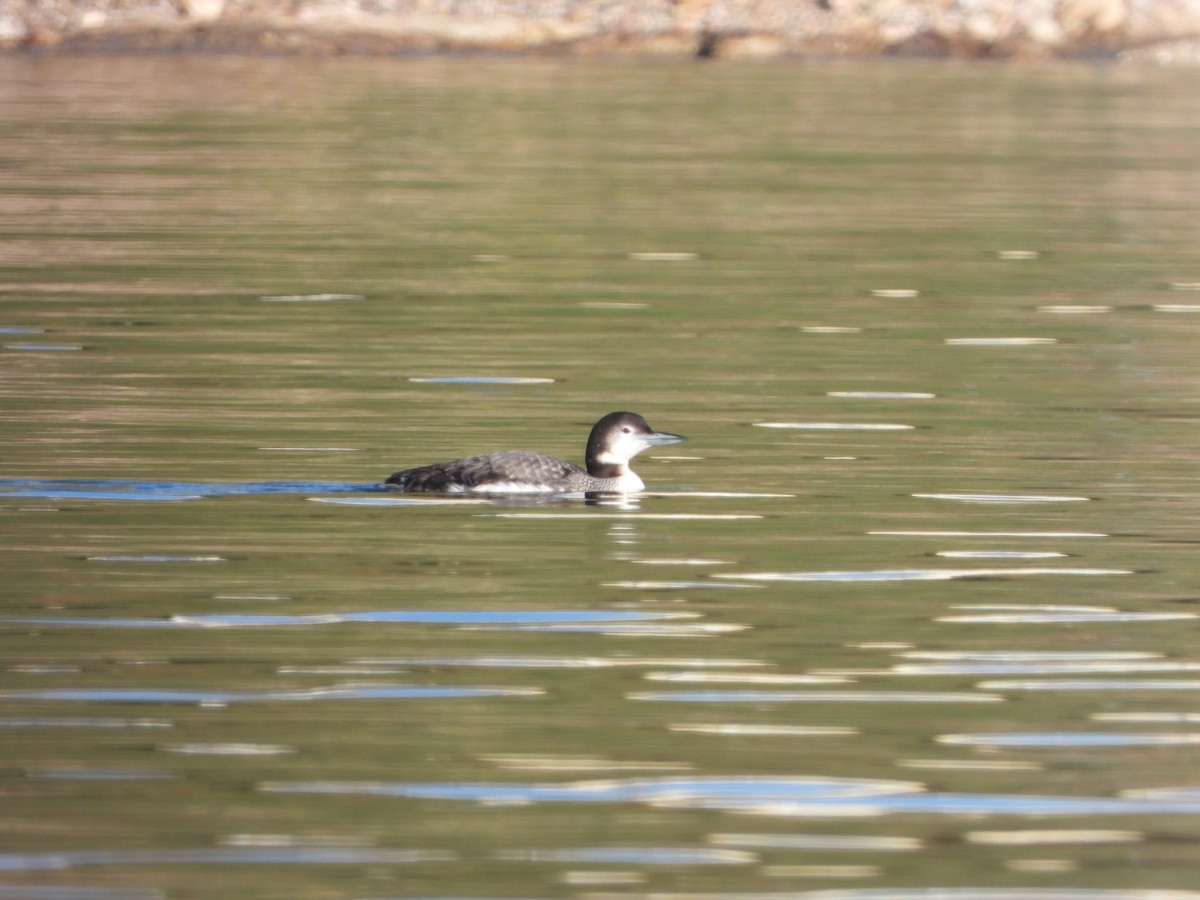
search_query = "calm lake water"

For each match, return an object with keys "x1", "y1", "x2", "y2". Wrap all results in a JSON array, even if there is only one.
[{"x1": 3, "y1": 54, "x2": 1200, "y2": 899}]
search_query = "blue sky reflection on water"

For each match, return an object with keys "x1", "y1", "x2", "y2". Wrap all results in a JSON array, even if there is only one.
[
  {"x1": 0, "y1": 479, "x2": 375, "y2": 501},
  {"x1": 3, "y1": 610, "x2": 694, "y2": 628},
  {"x1": 259, "y1": 774, "x2": 1200, "y2": 818},
  {"x1": 0, "y1": 685, "x2": 542, "y2": 704},
  {"x1": 0, "y1": 847, "x2": 447, "y2": 871}
]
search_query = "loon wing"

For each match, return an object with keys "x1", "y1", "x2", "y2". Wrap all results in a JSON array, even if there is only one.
[{"x1": 385, "y1": 450, "x2": 586, "y2": 493}]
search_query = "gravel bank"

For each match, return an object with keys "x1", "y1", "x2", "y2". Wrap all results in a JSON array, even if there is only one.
[{"x1": 2, "y1": 0, "x2": 1199, "y2": 59}]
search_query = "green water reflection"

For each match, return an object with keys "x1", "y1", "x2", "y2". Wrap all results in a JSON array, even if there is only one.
[{"x1": 2, "y1": 55, "x2": 1200, "y2": 897}]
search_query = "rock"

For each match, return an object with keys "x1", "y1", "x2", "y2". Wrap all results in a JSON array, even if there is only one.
[
  {"x1": 79, "y1": 9, "x2": 108, "y2": 28},
  {"x1": 181, "y1": 0, "x2": 226, "y2": 23},
  {"x1": 0, "y1": 14, "x2": 29, "y2": 44}
]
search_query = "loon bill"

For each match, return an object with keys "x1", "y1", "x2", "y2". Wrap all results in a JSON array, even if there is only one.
[{"x1": 382, "y1": 411, "x2": 685, "y2": 494}]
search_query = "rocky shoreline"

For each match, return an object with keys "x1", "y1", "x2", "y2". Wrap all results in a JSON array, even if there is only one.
[{"x1": 2, "y1": 0, "x2": 1199, "y2": 60}]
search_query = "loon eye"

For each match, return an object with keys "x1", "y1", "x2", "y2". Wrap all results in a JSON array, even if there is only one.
[{"x1": 621, "y1": 426, "x2": 632, "y2": 433}]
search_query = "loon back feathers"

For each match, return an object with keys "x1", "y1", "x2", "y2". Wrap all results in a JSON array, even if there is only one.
[
  {"x1": 382, "y1": 411, "x2": 685, "y2": 495},
  {"x1": 385, "y1": 450, "x2": 591, "y2": 493}
]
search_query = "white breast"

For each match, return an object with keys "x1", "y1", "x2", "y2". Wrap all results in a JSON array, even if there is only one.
[
  {"x1": 470, "y1": 481, "x2": 561, "y2": 494},
  {"x1": 610, "y1": 470, "x2": 645, "y2": 492}
]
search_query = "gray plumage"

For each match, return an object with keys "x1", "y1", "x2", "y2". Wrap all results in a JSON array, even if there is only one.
[
  {"x1": 385, "y1": 450, "x2": 596, "y2": 493},
  {"x1": 383, "y1": 411, "x2": 684, "y2": 494}
]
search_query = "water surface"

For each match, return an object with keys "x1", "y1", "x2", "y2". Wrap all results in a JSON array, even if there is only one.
[{"x1": 3, "y1": 54, "x2": 1200, "y2": 898}]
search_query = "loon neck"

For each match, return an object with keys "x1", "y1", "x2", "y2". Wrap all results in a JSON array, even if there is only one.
[
  {"x1": 585, "y1": 457, "x2": 644, "y2": 492},
  {"x1": 586, "y1": 458, "x2": 628, "y2": 480}
]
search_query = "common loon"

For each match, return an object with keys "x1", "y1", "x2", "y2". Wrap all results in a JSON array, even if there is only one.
[{"x1": 382, "y1": 411, "x2": 685, "y2": 494}]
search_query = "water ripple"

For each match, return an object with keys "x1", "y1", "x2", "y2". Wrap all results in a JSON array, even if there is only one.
[
  {"x1": 12, "y1": 491, "x2": 206, "y2": 502},
  {"x1": 870, "y1": 530, "x2": 1107, "y2": 537},
  {"x1": 621, "y1": 891, "x2": 1200, "y2": 899},
  {"x1": 903, "y1": 651, "x2": 1158, "y2": 660},
  {"x1": 1095, "y1": 712, "x2": 1200, "y2": 724},
  {"x1": 629, "y1": 690, "x2": 1002, "y2": 703},
  {"x1": 261, "y1": 775, "x2": 923, "y2": 805},
  {"x1": 3, "y1": 342, "x2": 83, "y2": 351},
  {"x1": 754, "y1": 422, "x2": 914, "y2": 430},
  {"x1": 891, "y1": 661, "x2": 1200, "y2": 675},
  {"x1": 0, "y1": 717, "x2": 171, "y2": 729},
  {"x1": 647, "y1": 672, "x2": 849, "y2": 685},
  {"x1": 709, "y1": 832, "x2": 920, "y2": 851},
  {"x1": 0, "y1": 887, "x2": 163, "y2": 899},
  {"x1": 488, "y1": 512, "x2": 763, "y2": 520},
  {"x1": 495, "y1": 847, "x2": 753, "y2": 865},
  {"x1": 631, "y1": 557, "x2": 732, "y2": 566},
  {"x1": 938, "y1": 731, "x2": 1200, "y2": 747},
  {"x1": 945, "y1": 337, "x2": 1058, "y2": 346},
  {"x1": 0, "y1": 847, "x2": 444, "y2": 871},
  {"x1": 628, "y1": 252, "x2": 698, "y2": 261},
  {"x1": 913, "y1": 492, "x2": 1089, "y2": 503},
  {"x1": 89, "y1": 555, "x2": 225, "y2": 563},
  {"x1": 715, "y1": 567, "x2": 1130, "y2": 583},
  {"x1": 827, "y1": 391, "x2": 935, "y2": 399},
  {"x1": 475, "y1": 621, "x2": 745, "y2": 636},
  {"x1": 4, "y1": 610, "x2": 691, "y2": 629},
  {"x1": 671, "y1": 724, "x2": 857, "y2": 737},
  {"x1": 978, "y1": 679, "x2": 1200, "y2": 691},
  {"x1": 408, "y1": 376, "x2": 555, "y2": 384},
  {"x1": 258, "y1": 293, "x2": 364, "y2": 302},
  {"x1": 308, "y1": 496, "x2": 492, "y2": 506},
  {"x1": 965, "y1": 829, "x2": 1140, "y2": 845},
  {"x1": 941, "y1": 607, "x2": 1194, "y2": 624},
  {"x1": 0, "y1": 685, "x2": 541, "y2": 704},
  {"x1": 259, "y1": 774, "x2": 1200, "y2": 818},
  {"x1": 603, "y1": 580, "x2": 759, "y2": 591},
  {"x1": 640, "y1": 491, "x2": 794, "y2": 499},
  {"x1": 354, "y1": 655, "x2": 763, "y2": 669},
  {"x1": 1123, "y1": 786, "x2": 1200, "y2": 801},
  {"x1": 934, "y1": 550, "x2": 1066, "y2": 559},
  {"x1": 0, "y1": 480, "x2": 377, "y2": 502},
  {"x1": 482, "y1": 754, "x2": 691, "y2": 772},
  {"x1": 163, "y1": 743, "x2": 295, "y2": 756},
  {"x1": 32, "y1": 768, "x2": 174, "y2": 781}
]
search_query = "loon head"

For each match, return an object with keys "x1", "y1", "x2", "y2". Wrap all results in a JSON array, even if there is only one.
[{"x1": 585, "y1": 411, "x2": 685, "y2": 477}]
